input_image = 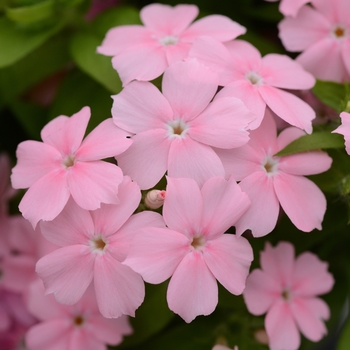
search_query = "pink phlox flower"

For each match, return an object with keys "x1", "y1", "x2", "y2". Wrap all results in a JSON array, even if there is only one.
[
  {"x1": 25, "y1": 278, "x2": 132, "y2": 350},
  {"x1": 11, "y1": 106, "x2": 132, "y2": 228},
  {"x1": 97, "y1": 3, "x2": 246, "y2": 85},
  {"x1": 264, "y1": 0, "x2": 311, "y2": 17},
  {"x1": 278, "y1": 0, "x2": 350, "y2": 82},
  {"x1": 123, "y1": 176, "x2": 253, "y2": 323},
  {"x1": 112, "y1": 59, "x2": 256, "y2": 189},
  {"x1": 0, "y1": 153, "x2": 17, "y2": 217},
  {"x1": 243, "y1": 241, "x2": 334, "y2": 350},
  {"x1": 333, "y1": 111, "x2": 350, "y2": 155},
  {"x1": 36, "y1": 176, "x2": 165, "y2": 319},
  {"x1": 189, "y1": 37, "x2": 316, "y2": 133},
  {"x1": 215, "y1": 109, "x2": 332, "y2": 237}
]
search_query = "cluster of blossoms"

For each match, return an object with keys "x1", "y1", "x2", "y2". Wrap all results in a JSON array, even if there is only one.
[{"x1": 3, "y1": 0, "x2": 350, "y2": 349}]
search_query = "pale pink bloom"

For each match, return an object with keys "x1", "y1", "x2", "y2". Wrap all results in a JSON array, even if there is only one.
[
  {"x1": 264, "y1": 0, "x2": 310, "y2": 17},
  {"x1": 243, "y1": 241, "x2": 334, "y2": 350},
  {"x1": 189, "y1": 38, "x2": 316, "y2": 133},
  {"x1": 11, "y1": 106, "x2": 132, "y2": 228},
  {"x1": 333, "y1": 112, "x2": 350, "y2": 155},
  {"x1": 25, "y1": 279, "x2": 132, "y2": 350},
  {"x1": 144, "y1": 189, "x2": 166, "y2": 209},
  {"x1": 97, "y1": 3, "x2": 246, "y2": 85},
  {"x1": 36, "y1": 176, "x2": 165, "y2": 318},
  {"x1": 215, "y1": 110, "x2": 332, "y2": 237},
  {"x1": 0, "y1": 153, "x2": 16, "y2": 217},
  {"x1": 278, "y1": 0, "x2": 350, "y2": 82},
  {"x1": 124, "y1": 176, "x2": 253, "y2": 323},
  {"x1": 112, "y1": 59, "x2": 256, "y2": 189}
]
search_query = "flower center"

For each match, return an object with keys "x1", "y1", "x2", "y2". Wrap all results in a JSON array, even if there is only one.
[
  {"x1": 166, "y1": 119, "x2": 189, "y2": 139},
  {"x1": 281, "y1": 288, "x2": 292, "y2": 302},
  {"x1": 62, "y1": 154, "x2": 75, "y2": 168},
  {"x1": 246, "y1": 71, "x2": 262, "y2": 85},
  {"x1": 331, "y1": 24, "x2": 348, "y2": 39},
  {"x1": 262, "y1": 155, "x2": 279, "y2": 175},
  {"x1": 73, "y1": 315, "x2": 85, "y2": 327},
  {"x1": 90, "y1": 235, "x2": 108, "y2": 254},
  {"x1": 191, "y1": 235, "x2": 206, "y2": 250},
  {"x1": 159, "y1": 35, "x2": 178, "y2": 46}
]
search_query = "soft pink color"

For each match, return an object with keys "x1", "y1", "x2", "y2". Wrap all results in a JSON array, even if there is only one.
[
  {"x1": 190, "y1": 38, "x2": 316, "y2": 132},
  {"x1": 278, "y1": 0, "x2": 350, "y2": 82},
  {"x1": 112, "y1": 59, "x2": 256, "y2": 189},
  {"x1": 265, "y1": 0, "x2": 310, "y2": 17},
  {"x1": 243, "y1": 241, "x2": 334, "y2": 350},
  {"x1": 145, "y1": 189, "x2": 166, "y2": 209},
  {"x1": 333, "y1": 111, "x2": 350, "y2": 155},
  {"x1": 97, "y1": 3, "x2": 246, "y2": 85},
  {"x1": 215, "y1": 109, "x2": 332, "y2": 237},
  {"x1": 124, "y1": 176, "x2": 253, "y2": 323},
  {"x1": 11, "y1": 106, "x2": 132, "y2": 227}
]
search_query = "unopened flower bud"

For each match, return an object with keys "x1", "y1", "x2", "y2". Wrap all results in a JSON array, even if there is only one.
[{"x1": 144, "y1": 190, "x2": 166, "y2": 209}]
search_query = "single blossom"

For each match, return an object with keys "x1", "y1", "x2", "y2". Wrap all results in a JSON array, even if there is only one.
[
  {"x1": 264, "y1": 0, "x2": 310, "y2": 17},
  {"x1": 112, "y1": 59, "x2": 256, "y2": 189},
  {"x1": 97, "y1": 3, "x2": 246, "y2": 85},
  {"x1": 25, "y1": 279, "x2": 132, "y2": 350},
  {"x1": 333, "y1": 111, "x2": 350, "y2": 155},
  {"x1": 278, "y1": 0, "x2": 350, "y2": 82},
  {"x1": 189, "y1": 38, "x2": 316, "y2": 132},
  {"x1": 36, "y1": 176, "x2": 165, "y2": 318},
  {"x1": 124, "y1": 176, "x2": 253, "y2": 323},
  {"x1": 11, "y1": 106, "x2": 132, "y2": 227},
  {"x1": 215, "y1": 109, "x2": 332, "y2": 237},
  {"x1": 243, "y1": 241, "x2": 334, "y2": 350}
]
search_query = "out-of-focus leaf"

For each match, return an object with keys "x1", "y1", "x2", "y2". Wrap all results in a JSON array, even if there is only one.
[
  {"x1": 275, "y1": 132, "x2": 345, "y2": 157},
  {"x1": 337, "y1": 314, "x2": 350, "y2": 350},
  {"x1": 70, "y1": 32, "x2": 122, "y2": 94},
  {"x1": 0, "y1": 17, "x2": 64, "y2": 68}
]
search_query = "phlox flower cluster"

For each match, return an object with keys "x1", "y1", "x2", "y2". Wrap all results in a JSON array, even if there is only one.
[{"x1": 4, "y1": 1, "x2": 347, "y2": 349}]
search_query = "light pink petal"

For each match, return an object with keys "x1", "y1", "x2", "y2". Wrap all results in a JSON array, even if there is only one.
[
  {"x1": 188, "y1": 97, "x2": 255, "y2": 149},
  {"x1": 235, "y1": 172, "x2": 280, "y2": 237},
  {"x1": 11, "y1": 141, "x2": 61, "y2": 189},
  {"x1": 312, "y1": 0, "x2": 347, "y2": 22},
  {"x1": 77, "y1": 119, "x2": 132, "y2": 161},
  {"x1": 165, "y1": 41, "x2": 191, "y2": 65},
  {"x1": 293, "y1": 252, "x2": 334, "y2": 297},
  {"x1": 90, "y1": 176, "x2": 141, "y2": 237},
  {"x1": 243, "y1": 269, "x2": 281, "y2": 315},
  {"x1": 112, "y1": 44, "x2": 168, "y2": 86},
  {"x1": 261, "y1": 54, "x2": 315, "y2": 90},
  {"x1": 116, "y1": 129, "x2": 171, "y2": 190},
  {"x1": 341, "y1": 41, "x2": 350, "y2": 78},
  {"x1": 182, "y1": 15, "x2": 246, "y2": 42},
  {"x1": 36, "y1": 245, "x2": 94, "y2": 305},
  {"x1": 276, "y1": 126, "x2": 305, "y2": 151},
  {"x1": 204, "y1": 234, "x2": 253, "y2": 295},
  {"x1": 163, "y1": 177, "x2": 203, "y2": 236},
  {"x1": 291, "y1": 297, "x2": 329, "y2": 342},
  {"x1": 265, "y1": 300, "x2": 301, "y2": 350},
  {"x1": 140, "y1": 4, "x2": 198, "y2": 35},
  {"x1": 162, "y1": 60, "x2": 218, "y2": 122},
  {"x1": 168, "y1": 137, "x2": 225, "y2": 187},
  {"x1": 67, "y1": 161, "x2": 122, "y2": 210},
  {"x1": 296, "y1": 38, "x2": 347, "y2": 82},
  {"x1": 200, "y1": 176, "x2": 250, "y2": 238},
  {"x1": 19, "y1": 169, "x2": 70, "y2": 227},
  {"x1": 334, "y1": 111, "x2": 350, "y2": 155},
  {"x1": 39, "y1": 198, "x2": 94, "y2": 247},
  {"x1": 279, "y1": 0, "x2": 311, "y2": 17},
  {"x1": 112, "y1": 81, "x2": 173, "y2": 134},
  {"x1": 68, "y1": 331, "x2": 104, "y2": 350},
  {"x1": 274, "y1": 172, "x2": 326, "y2": 231},
  {"x1": 124, "y1": 227, "x2": 190, "y2": 284},
  {"x1": 41, "y1": 107, "x2": 90, "y2": 155},
  {"x1": 97, "y1": 26, "x2": 152, "y2": 56},
  {"x1": 278, "y1": 6, "x2": 330, "y2": 51},
  {"x1": 259, "y1": 85, "x2": 315, "y2": 133},
  {"x1": 260, "y1": 241, "x2": 295, "y2": 287},
  {"x1": 93, "y1": 254, "x2": 145, "y2": 318},
  {"x1": 167, "y1": 251, "x2": 218, "y2": 323}
]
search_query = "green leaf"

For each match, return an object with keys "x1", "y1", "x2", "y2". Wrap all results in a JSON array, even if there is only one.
[
  {"x1": 0, "y1": 17, "x2": 63, "y2": 68},
  {"x1": 70, "y1": 32, "x2": 122, "y2": 94},
  {"x1": 312, "y1": 80, "x2": 350, "y2": 113},
  {"x1": 337, "y1": 315, "x2": 350, "y2": 350},
  {"x1": 275, "y1": 131, "x2": 345, "y2": 157}
]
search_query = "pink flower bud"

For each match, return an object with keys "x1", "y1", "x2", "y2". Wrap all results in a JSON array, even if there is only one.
[{"x1": 144, "y1": 190, "x2": 166, "y2": 209}]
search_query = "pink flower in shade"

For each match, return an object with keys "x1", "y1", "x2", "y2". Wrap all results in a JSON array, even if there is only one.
[
  {"x1": 333, "y1": 112, "x2": 350, "y2": 155},
  {"x1": 0, "y1": 153, "x2": 16, "y2": 217},
  {"x1": 264, "y1": 0, "x2": 310, "y2": 17},
  {"x1": 112, "y1": 59, "x2": 256, "y2": 190},
  {"x1": 97, "y1": 3, "x2": 246, "y2": 85},
  {"x1": 189, "y1": 38, "x2": 316, "y2": 133},
  {"x1": 11, "y1": 106, "x2": 132, "y2": 228},
  {"x1": 278, "y1": 0, "x2": 350, "y2": 82},
  {"x1": 243, "y1": 241, "x2": 334, "y2": 350},
  {"x1": 25, "y1": 279, "x2": 132, "y2": 350},
  {"x1": 215, "y1": 110, "x2": 332, "y2": 237},
  {"x1": 124, "y1": 176, "x2": 253, "y2": 323},
  {"x1": 36, "y1": 176, "x2": 165, "y2": 319}
]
